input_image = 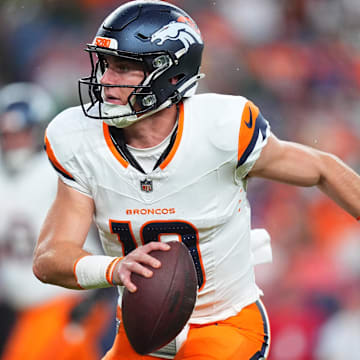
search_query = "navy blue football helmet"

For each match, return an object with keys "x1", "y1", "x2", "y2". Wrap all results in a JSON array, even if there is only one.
[
  {"x1": 78, "y1": 0, "x2": 204, "y2": 128},
  {"x1": 0, "y1": 82, "x2": 55, "y2": 173}
]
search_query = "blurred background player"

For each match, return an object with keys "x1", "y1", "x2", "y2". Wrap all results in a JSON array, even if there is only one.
[{"x1": 0, "y1": 82, "x2": 115, "y2": 360}]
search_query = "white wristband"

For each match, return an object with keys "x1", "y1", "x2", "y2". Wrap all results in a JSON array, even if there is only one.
[{"x1": 73, "y1": 255, "x2": 122, "y2": 289}]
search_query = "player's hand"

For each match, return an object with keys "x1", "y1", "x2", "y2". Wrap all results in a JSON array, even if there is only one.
[{"x1": 113, "y1": 242, "x2": 170, "y2": 293}]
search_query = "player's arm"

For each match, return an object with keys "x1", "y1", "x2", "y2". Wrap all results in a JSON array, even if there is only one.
[
  {"x1": 249, "y1": 133, "x2": 360, "y2": 219},
  {"x1": 33, "y1": 178, "x2": 95, "y2": 289},
  {"x1": 33, "y1": 179, "x2": 170, "y2": 291}
]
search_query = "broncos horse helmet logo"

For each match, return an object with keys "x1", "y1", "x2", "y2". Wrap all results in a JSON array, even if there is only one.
[{"x1": 150, "y1": 20, "x2": 203, "y2": 55}]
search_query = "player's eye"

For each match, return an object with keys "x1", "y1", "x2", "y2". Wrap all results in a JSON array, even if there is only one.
[
  {"x1": 116, "y1": 64, "x2": 130, "y2": 72},
  {"x1": 116, "y1": 60, "x2": 144, "y2": 73}
]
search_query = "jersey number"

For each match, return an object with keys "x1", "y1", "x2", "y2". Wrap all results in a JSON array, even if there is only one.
[{"x1": 110, "y1": 220, "x2": 205, "y2": 290}]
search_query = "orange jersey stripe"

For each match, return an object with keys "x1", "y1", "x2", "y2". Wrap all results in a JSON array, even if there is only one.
[
  {"x1": 237, "y1": 101, "x2": 260, "y2": 163},
  {"x1": 44, "y1": 132, "x2": 75, "y2": 180},
  {"x1": 160, "y1": 102, "x2": 184, "y2": 170},
  {"x1": 103, "y1": 122, "x2": 129, "y2": 168}
]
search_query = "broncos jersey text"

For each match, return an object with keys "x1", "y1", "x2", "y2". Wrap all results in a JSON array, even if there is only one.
[{"x1": 45, "y1": 93, "x2": 270, "y2": 324}]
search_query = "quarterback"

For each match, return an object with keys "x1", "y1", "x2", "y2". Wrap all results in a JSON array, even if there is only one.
[{"x1": 33, "y1": 1, "x2": 360, "y2": 360}]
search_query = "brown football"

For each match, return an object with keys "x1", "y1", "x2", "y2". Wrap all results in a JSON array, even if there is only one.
[{"x1": 121, "y1": 241, "x2": 198, "y2": 355}]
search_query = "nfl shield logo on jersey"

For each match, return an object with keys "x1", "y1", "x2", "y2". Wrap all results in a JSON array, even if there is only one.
[{"x1": 140, "y1": 179, "x2": 153, "y2": 192}]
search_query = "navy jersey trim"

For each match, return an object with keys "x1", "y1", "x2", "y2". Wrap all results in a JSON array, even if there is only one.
[
  {"x1": 44, "y1": 142, "x2": 75, "y2": 181},
  {"x1": 249, "y1": 300, "x2": 270, "y2": 360},
  {"x1": 48, "y1": 159, "x2": 75, "y2": 181},
  {"x1": 237, "y1": 112, "x2": 267, "y2": 168}
]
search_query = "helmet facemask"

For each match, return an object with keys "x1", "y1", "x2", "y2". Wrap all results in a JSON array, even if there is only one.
[
  {"x1": 78, "y1": 0, "x2": 205, "y2": 128},
  {"x1": 79, "y1": 49, "x2": 188, "y2": 128}
]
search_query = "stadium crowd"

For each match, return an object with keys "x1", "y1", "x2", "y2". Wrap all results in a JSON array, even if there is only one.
[{"x1": 0, "y1": 0, "x2": 359, "y2": 359}]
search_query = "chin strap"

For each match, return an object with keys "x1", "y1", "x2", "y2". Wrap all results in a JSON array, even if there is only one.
[
  {"x1": 179, "y1": 73, "x2": 205, "y2": 98},
  {"x1": 102, "y1": 73, "x2": 205, "y2": 129},
  {"x1": 102, "y1": 98, "x2": 172, "y2": 128}
]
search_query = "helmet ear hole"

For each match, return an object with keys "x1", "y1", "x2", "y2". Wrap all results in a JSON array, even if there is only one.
[{"x1": 170, "y1": 74, "x2": 185, "y2": 85}]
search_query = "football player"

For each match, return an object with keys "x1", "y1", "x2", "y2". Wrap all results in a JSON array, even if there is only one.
[
  {"x1": 33, "y1": 1, "x2": 360, "y2": 359},
  {"x1": 0, "y1": 82, "x2": 111, "y2": 360}
]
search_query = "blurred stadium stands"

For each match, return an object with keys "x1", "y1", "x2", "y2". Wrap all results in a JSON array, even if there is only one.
[{"x1": 0, "y1": 0, "x2": 359, "y2": 359}]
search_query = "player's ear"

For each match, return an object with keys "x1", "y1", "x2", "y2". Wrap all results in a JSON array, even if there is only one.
[{"x1": 170, "y1": 75, "x2": 184, "y2": 85}]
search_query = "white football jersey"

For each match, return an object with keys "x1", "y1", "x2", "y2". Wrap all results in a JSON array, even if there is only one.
[{"x1": 45, "y1": 93, "x2": 270, "y2": 324}]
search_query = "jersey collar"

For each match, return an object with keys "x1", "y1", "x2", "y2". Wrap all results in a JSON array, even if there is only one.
[{"x1": 103, "y1": 102, "x2": 184, "y2": 172}]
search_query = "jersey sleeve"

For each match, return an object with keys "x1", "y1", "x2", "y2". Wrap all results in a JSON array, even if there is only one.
[
  {"x1": 44, "y1": 111, "x2": 92, "y2": 197},
  {"x1": 235, "y1": 100, "x2": 270, "y2": 179}
]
